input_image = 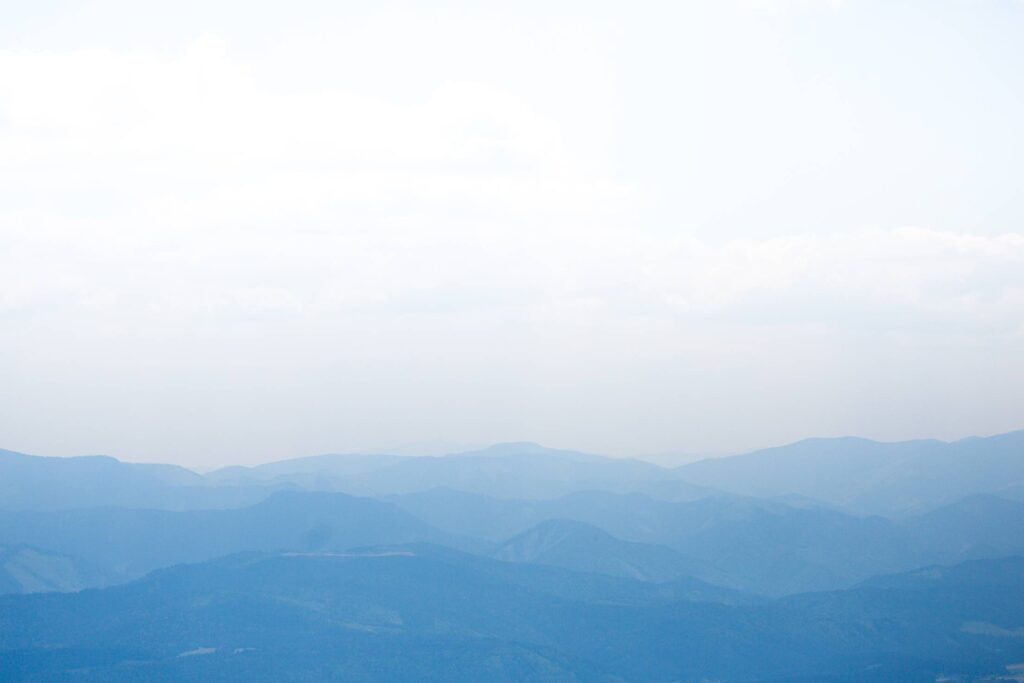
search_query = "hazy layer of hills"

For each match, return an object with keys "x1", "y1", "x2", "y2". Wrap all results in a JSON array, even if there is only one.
[
  {"x1": 386, "y1": 487, "x2": 1024, "y2": 596},
  {"x1": 0, "y1": 492, "x2": 475, "y2": 588},
  {"x1": 2, "y1": 549, "x2": 1023, "y2": 682},
  {"x1": 4, "y1": 431, "x2": 1023, "y2": 513},
  {"x1": 207, "y1": 442, "x2": 713, "y2": 501},
  {"x1": 0, "y1": 449, "x2": 268, "y2": 511},
  {"x1": 1, "y1": 431, "x2": 1023, "y2": 681},
  {"x1": 676, "y1": 430, "x2": 1024, "y2": 514}
]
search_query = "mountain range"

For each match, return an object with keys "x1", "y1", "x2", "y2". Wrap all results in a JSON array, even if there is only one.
[
  {"x1": 1, "y1": 430, "x2": 1023, "y2": 681},
  {"x1": 5, "y1": 431, "x2": 1023, "y2": 515}
]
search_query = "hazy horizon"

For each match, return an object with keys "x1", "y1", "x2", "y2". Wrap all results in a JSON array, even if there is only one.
[
  {"x1": 3, "y1": 0, "x2": 1024, "y2": 468},
  {"x1": 4, "y1": 426, "x2": 1023, "y2": 472}
]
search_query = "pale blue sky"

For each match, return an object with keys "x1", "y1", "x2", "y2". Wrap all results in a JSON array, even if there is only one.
[{"x1": 2, "y1": 0, "x2": 1023, "y2": 466}]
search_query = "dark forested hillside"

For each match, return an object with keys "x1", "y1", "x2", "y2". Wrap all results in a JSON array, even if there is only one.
[{"x1": 2, "y1": 550, "x2": 1023, "y2": 682}]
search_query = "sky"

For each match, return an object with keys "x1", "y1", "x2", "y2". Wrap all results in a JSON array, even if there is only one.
[{"x1": 2, "y1": 0, "x2": 1023, "y2": 467}]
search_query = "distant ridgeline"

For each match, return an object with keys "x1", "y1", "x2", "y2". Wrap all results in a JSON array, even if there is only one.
[{"x1": 1, "y1": 433, "x2": 1023, "y2": 681}]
